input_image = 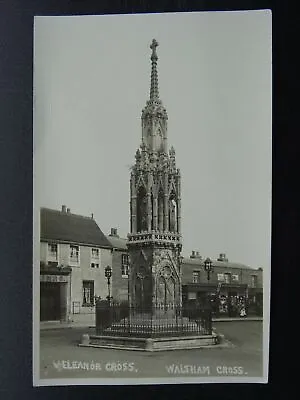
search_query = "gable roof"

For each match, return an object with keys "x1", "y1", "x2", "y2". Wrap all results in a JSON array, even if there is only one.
[
  {"x1": 106, "y1": 235, "x2": 128, "y2": 250},
  {"x1": 40, "y1": 207, "x2": 112, "y2": 248}
]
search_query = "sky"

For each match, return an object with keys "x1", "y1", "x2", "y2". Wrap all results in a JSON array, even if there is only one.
[{"x1": 34, "y1": 11, "x2": 272, "y2": 269}]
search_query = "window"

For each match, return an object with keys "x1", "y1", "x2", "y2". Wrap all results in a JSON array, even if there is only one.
[
  {"x1": 82, "y1": 280, "x2": 94, "y2": 306},
  {"x1": 91, "y1": 248, "x2": 100, "y2": 268},
  {"x1": 217, "y1": 273, "x2": 225, "y2": 281},
  {"x1": 232, "y1": 274, "x2": 239, "y2": 281},
  {"x1": 48, "y1": 243, "x2": 58, "y2": 260},
  {"x1": 70, "y1": 245, "x2": 79, "y2": 263},
  {"x1": 251, "y1": 275, "x2": 258, "y2": 288},
  {"x1": 224, "y1": 273, "x2": 231, "y2": 283},
  {"x1": 91, "y1": 248, "x2": 100, "y2": 260},
  {"x1": 121, "y1": 254, "x2": 129, "y2": 277},
  {"x1": 192, "y1": 271, "x2": 200, "y2": 283}
]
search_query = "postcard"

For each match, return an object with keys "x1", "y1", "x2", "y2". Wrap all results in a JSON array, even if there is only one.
[{"x1": 33, "y1": 10, "x2": 272, "y2": 385}]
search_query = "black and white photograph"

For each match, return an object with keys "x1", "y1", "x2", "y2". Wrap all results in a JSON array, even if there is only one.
[{"x1": 33, "y1": 10, "x2": 272, "y2": 385}]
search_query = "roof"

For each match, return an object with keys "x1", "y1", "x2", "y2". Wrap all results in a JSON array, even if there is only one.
[
  {"x1": 181, "y1": 257, "x2": 257, "y2": 271},
  {"x1": 40, "y1": 207, "x2": 112, "y2": 248},
  {"x1": 106, "y1": 235, "x2": 128, "y2": 250}
]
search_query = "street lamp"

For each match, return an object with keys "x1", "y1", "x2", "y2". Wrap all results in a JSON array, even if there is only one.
[
  {"x1": 204, "y1": 257, "x2": 213, "y2": 281},
  {"x1": 204, "y1": 257, "x2": 213, "y2": 324},
  {"x1": 105, "y1": 265, "x2": 112, "y2": 305}
]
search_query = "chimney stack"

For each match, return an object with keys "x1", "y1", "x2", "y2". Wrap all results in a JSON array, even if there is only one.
[
  {"x1": 109, "y1": 228, "x2": 119, "y2": 238},
  {"x1": 217, "y1": 253, "x2": 228, "y2": 262},
  {"x1": 190, "y1": 251, "x2": 202, "y2": 259},
  {"x1": 62, "y1": 205, "x2": 67, "y2": 213},
  {"x1": 67, "y1": 208, "x2": 71, "y2": 213}
]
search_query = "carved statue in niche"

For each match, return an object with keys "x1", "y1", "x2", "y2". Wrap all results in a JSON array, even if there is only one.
[{"x1": 169, "y1": 195, "x2": 177, "y2": 232}]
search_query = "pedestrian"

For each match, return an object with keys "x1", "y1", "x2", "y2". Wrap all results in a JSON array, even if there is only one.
[{"x1": 239, "y1": 306, "x2": 247, "y2": 317}]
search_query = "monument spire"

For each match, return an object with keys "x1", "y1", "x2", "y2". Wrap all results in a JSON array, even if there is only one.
[
  {"x1": 149, "y1": 39, "x2": 159, "y2": 100},
  {"x1": 141, "y1": 39, "x2": 168, "y2": 153},
  {"x1": 128, "y1": 38, "x2": 182, "y2": 312}
]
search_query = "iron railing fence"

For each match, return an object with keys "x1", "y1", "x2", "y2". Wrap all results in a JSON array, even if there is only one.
[{"x1": 95, "y1": 301, "x2": 212, "y2": 337}]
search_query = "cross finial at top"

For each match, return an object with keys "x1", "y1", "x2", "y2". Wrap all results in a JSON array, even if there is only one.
[{"x1": 150, "y1": 39, "x2": 159, "y2": 59}]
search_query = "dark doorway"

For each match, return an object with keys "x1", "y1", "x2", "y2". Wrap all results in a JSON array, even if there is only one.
[{"x1": 40, "y1": 282, "x2": 61, "y2": 321}]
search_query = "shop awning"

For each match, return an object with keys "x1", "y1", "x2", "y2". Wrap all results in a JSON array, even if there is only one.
[{"x1": 40, "y1": 263, "x2": 72, "y2": 275}]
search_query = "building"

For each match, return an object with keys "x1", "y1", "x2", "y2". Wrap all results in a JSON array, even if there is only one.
[
  {"x1": 182, "y1": 251, "x2": 263, "y2": 316},
  {"x1": 40, "y1": 205, "x2": 113, "y2": 323},
  {"x1": 127, "y1": 39, "x2": 182, "y2": 308},
  {"x1": 106, "y1": 228, "x2": 129, "y2": 302}
]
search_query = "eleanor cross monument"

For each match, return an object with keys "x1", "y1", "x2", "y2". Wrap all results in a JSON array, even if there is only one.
[{"x1": 127, "y1": 39, "x2": 183, "y2": 311}]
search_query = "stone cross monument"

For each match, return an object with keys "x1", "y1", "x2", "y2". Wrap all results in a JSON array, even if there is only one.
[{"x1": 127, "y1": 39, "x2": 182, "y2": 310}]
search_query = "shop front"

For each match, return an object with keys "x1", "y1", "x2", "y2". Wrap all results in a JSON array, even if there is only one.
[
  {"x1": 216, "y1": 283, "x2": 248, "y2": 317},
  {"x1": 40, "y1": 265, "x2": 71, "y2": 322},
  {"x1": 182, "y1": 283, "x2": 250, "y2": 317},
  {"x1": 182, "y1": 283, "x2": 218, "y2": 309}
]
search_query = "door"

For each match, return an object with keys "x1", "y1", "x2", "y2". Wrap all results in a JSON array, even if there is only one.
[{"x1": 40, "y1": 282, "x2": 61, "y2": 321}]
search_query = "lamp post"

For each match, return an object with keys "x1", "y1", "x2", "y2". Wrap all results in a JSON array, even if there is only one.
[
  {"x1": 105, "y1": 265, "x2": 112, "y2": 305},
  {"x1": 204, "y1": 257, "x2": 213, "y2": 309},
  {"x1": 204, "y1": 257, "x2": 213, "y2": 281}
]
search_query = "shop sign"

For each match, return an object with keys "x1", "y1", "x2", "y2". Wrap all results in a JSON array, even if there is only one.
[{"x1": 40, "y1": 274, "x2": 68, "y2": 283}]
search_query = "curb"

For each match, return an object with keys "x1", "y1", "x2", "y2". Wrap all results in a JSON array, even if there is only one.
[
  {"x1": 40, "y1": 325, "x2": 95, "y2": 331},
  {"x1": 212, "y1": 317, "x2": 263, "y2": 322}
]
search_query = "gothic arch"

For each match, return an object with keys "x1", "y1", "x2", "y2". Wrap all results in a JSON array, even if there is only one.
[
  {"x1": 155, "y1": 262, "x2": 180, "y2": 306},
  {"x1": 166, "y1": 276, "x2": 176, "y2": 304},
  {"x1": 137, "y1": 186, "x2": 147, "y2": 232},
  {"x1": 135, "y1": 265, "x2": 152, "y2": 308},
  {"x1": 151, "y1": 191, "x2": 154, "y2": 231},
  {"x1": 157, "y1": 188, "x2": 164, "y2": 231}
]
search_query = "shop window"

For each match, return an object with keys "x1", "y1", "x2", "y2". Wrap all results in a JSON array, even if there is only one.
[
  {"x1": 82, "y1": 280, "x2": 94, "y2": 306},
  {"x1": 91, "y1": 263, "x2": 99, "y2": 268},
  {"x1": 188, "y1": 292, "x2": 197, "y2": 300},
  {"x1": 224, "y1": 273, "x2": 231, "y2": 283}
]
